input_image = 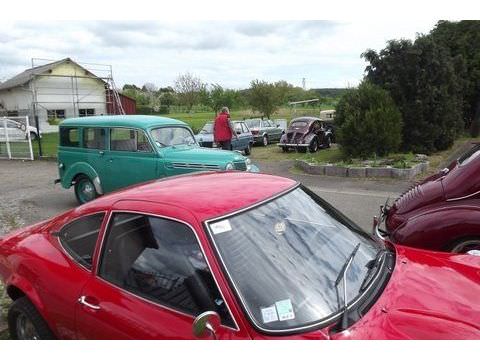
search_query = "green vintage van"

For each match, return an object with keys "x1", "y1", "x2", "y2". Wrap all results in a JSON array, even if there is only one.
[{"x1": 56, "y1": 115, "x2": 258, "y2": 204}]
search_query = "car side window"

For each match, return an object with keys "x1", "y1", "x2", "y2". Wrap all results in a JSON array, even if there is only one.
[
  {"x1": 83, "y1": 128, "x2": 106, "y2": 150},
  {"x1": 60, "y1": 127, "x2": 79, "y2": 147},
  {"x1": 99, "y1": 213, "x2": 235, "y2": 327},
  {"x1": 241, "y1": 123, "x2": 249, "y2": 133},
  {"x1": 58, "y1": 213, "x2": 105, "y2": 270},
  {"x1": 110, "y1": 128, "x2": 152, "y2": 152}
]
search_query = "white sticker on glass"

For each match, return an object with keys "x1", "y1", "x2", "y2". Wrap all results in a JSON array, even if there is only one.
[
  {"x1": 261, "y1": 305, "x2": 278, "y2": 324},
  {"x1": 210, "y1": 219, "x2": 232, "y2": 234},
  {"x1": 275, "y1": 299, "x2": 295, "y2": 321}
]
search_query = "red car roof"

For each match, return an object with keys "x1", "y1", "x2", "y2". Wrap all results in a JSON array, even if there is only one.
[{"x1": 87, "y1": 172, "x2": 297, "y2": 221}]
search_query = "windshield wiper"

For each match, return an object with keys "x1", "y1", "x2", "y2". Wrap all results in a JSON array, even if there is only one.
[
  {"x1": 334, "y1": 242, "x2": 361, "y2": 331},
  {"x1": 359, "y1": 249, "x2": 388, "y2": 291}
]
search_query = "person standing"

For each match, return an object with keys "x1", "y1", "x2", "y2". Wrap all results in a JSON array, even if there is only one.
[{"x1": 213, "y1": 106, "x2": 237, "y2": 150}]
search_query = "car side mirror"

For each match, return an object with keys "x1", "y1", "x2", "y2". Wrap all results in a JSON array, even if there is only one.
[
  {"x1": 236, "y1": 130, "x2": 241, "y2": 135},
  {"x1": 193, "y1": 311, "x2": 221, "y2": 339}
]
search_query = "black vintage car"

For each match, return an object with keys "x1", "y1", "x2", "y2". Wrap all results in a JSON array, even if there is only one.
[{"x1": 278, "y1": 117, "x2": 334, "y2": 153}]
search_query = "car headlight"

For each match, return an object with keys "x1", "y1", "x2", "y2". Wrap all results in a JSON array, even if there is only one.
[
  {"x1": 245, "y1": 158, "x2": 251, "y2": 165},
  {"x1": 225, "y1": 162, "x2": 234, "y2": 170}
]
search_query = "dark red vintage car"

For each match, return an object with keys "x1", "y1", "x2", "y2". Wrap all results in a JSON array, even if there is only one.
[
  {"x1": 1, "y1": 172, "x2": 480, "y2": 339},
  {"x1": 278, "y1": 117, "x2": 334, "y2": 153},
  {"x1": 377, "y1": 144, "x2": 480, "y2": 254}
]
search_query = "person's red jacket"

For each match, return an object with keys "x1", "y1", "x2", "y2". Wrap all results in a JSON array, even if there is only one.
[{"x1": 213, "y1": 113, "x2": 233, "y2": 142}]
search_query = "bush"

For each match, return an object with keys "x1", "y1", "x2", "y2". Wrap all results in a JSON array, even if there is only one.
[{"x1": 336, "y1": 82, "x2": 403, "y2": 159}]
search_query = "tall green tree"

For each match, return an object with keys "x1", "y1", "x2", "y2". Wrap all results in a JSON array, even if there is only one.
[
  {"x1": 363, "y1": 36, "x2": 463, "y2": 153},
  {"x1": 336, "y1": 81, "x2": 403, "y2": 158},
  {"x1": 248, "y1": 80, "x2": 281, "y2": 118},
  {"x1": 430, "y1": 20, "x2": 480, "y2": 136}
]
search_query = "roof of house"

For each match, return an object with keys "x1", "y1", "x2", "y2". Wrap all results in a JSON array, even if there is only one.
[
  {"x1": 0, "y1": 58, "x2": 105, "y2": 91},
  {"x1": 60, "y1": 115, "x2": 188, "y2": 129}
]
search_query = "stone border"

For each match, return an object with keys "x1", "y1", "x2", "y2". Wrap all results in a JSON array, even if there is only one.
[{"x1": 295, "y1": 160, "x2": 429, "y2": 179}]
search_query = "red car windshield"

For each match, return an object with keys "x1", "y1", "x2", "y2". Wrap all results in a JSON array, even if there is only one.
[{"x1": 207, "y1": 186, "x2": 385, "y2": 333}]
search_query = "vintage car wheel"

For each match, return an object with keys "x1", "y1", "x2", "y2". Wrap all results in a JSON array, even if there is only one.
[
  {"x1": 325, "y1": 136, "x2": 332, "y2": 148},
  {"x1": 74, "y1": 175, "x2": 98, "y2": 204},
  {"x1": 450, "y1": 238, "x2": 480, "y2": 254},
  {"x1": 245, "y1": 144, "x2": 252, "y2": 155},
  {"x1": 8, "y1": 297, "x2": 55, "y2": 340},
  {"x1": 309, "y1": 138, "x2": 319, "y2": 153},
  {"x1": 262, "y1": 135, "x2": 269, "y2": 146}
]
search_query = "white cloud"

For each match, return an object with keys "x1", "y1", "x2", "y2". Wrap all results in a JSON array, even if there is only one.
[{"x1": 0, "y1": 20, "x2": 437, "y2": 88}]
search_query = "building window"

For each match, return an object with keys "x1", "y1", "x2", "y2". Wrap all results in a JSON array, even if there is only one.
[
  {"x1": 47, "y1": 109, "x2": 66, "y2": 120},
  {"x1": 79, "y1": 109, "x2": 95, "y2": 117}
]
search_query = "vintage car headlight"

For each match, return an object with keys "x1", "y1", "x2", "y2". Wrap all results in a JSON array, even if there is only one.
[{"x1": 225, "y1": 162, "x2": 234, "y2": 170}]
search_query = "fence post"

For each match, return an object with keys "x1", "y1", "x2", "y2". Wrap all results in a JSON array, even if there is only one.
[{"x1": 35, "y1": 115, "x2": 42, "y2": 158}]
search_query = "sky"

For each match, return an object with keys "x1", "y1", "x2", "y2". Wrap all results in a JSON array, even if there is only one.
[{"x1": 0, "y1": 20, "x2": 438, "y2": 90}]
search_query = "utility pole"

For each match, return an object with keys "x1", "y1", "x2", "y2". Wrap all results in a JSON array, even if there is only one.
[{"x1": 302, "y1": 78, "x2": 306, "y2": 90}]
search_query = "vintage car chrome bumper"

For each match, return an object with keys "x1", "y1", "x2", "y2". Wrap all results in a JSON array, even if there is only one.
[
  {"x1": 277, "y1": 143, "x2": 309, "y2": 147},
  {"x1": 372, "y1": 204, "x2": 389, "y2": 240}
]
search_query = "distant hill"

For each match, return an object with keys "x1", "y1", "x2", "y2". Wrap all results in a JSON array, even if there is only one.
[{"x1": 311, "y1": 88, "x2": 348, "y2": 98}]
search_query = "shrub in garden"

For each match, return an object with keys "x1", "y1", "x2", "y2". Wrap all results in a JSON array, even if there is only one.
[{"x1": 336, "y1": 81, "x2": 403, "y2": 159}]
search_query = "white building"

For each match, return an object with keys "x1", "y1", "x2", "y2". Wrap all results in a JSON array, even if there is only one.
[{"x1": 0, "y1": 58, "x2": 110, "y2": 133}]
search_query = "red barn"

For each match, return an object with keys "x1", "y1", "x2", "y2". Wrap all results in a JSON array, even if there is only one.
[{"x1": 106, "y1": 90, "x2": 136, "y2": 115}]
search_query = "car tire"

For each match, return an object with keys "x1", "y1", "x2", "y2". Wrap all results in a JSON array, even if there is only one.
[
  {"x1": 74, "y1": 175, "x2": 98, "y2": 205},
  {"x1": 449, "y1": 238, "x2": 480, "y2": 254},
  {"x1": 245, "y1": 144, "x2": 251, "y2": 155},
  {"x1": 309, "y1": 138, "x2": 319, "y2": 153},
  {"x1": 28, "y1": 132, "x2": 37, "y2": 141},
  {"x1": 325, "y1": 136, "x2": 332, "y2": 148},
  {"x1": 262, "y1": 135, "x2": 268, "y2": 147},
  {"x1": 8, "y1": 297, "x2": 55, "y2": 340}
]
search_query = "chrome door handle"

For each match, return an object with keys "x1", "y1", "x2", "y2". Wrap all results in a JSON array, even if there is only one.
[{"x1": 78, "y1": 296, "x2": 101, "y2": 310}]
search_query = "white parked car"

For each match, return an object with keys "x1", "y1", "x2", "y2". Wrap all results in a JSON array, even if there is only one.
[{"x1": 0, "y1": 119, "x2": 41, "y2": 140}]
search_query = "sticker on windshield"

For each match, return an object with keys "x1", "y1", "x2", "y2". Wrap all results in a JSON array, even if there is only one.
[
  {"x1": 261, "y1": 305, "x2": 278, "y2": 323},
  {"x1": 274, "y1": 221, "x2": 286, "y2": 235},
  {"x1": 210, "y1": 220, "x2": 232, "y2": 235},
  {"x1": 275, "y1": 299, "x2": 295, "y2": 321}
]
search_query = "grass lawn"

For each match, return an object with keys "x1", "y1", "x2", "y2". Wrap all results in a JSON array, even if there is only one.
[
  {"x1": 0, "y1": 282, "x2": 10, "y2": 339},
  {"x1": 250, "y1": 143, "x2": 344, "y2": 163}
]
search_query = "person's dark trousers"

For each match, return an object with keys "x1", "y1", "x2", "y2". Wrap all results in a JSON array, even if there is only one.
[{"x1": 219, "y1": 140, "x2": 231, "y2": 150}]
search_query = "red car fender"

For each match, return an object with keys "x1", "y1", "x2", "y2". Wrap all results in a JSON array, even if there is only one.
[
  {"x1": 5, "y1": 272, "x2": 49, "y2": 322},
  {"x1": 392, "y1": 205, "x2": 480, "y2": 251}
]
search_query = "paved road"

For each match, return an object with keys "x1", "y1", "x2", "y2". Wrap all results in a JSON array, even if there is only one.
[{"x1": 0, "y1": 159, "x2": 412, "y2": 236}]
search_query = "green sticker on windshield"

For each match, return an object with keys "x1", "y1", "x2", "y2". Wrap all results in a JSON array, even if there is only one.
[{"x1": 275, "y1": 299, "x2": 295, "y2": 321}]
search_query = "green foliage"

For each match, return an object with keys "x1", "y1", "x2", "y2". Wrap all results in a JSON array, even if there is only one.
[
  {"x1": 336, "y1": 82, "x2": 403, "y2": 158},
  {"x1": 248, "y1": 80, "x2": 282, "y2": 118},
  {"x1": 431, "y1": 21, "x2": 480, "y2": 132},
  {"x1": 363, "y1": 36, "x2": 463, "y2": 153}
]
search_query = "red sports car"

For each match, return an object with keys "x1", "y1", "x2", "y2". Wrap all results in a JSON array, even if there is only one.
[
  {"x1": 1, "y1": 172, "x2": 480, "y2": 339},
  {"x1": 378, "y1": 143, "x2": 480, "y2": 254}
]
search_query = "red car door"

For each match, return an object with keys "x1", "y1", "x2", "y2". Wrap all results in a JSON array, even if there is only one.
[{"x1": 75, "y1": 204, "x2": 248, "y2": 339}]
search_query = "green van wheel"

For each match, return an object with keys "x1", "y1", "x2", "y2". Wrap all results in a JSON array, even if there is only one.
[{"x1": 74, "y1": 175, "x2": 98, "y2": 204}]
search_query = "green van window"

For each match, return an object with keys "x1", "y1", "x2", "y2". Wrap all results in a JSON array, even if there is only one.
[
  {"x1": 83, "y1": 128, "x2": 106, "y2": 150},
  {"x1": 110, "y1": 128, "x2": 152, "y2": 152},
  {"x1": 60, "y1": 127, "x2": 79, "y2": 147}
]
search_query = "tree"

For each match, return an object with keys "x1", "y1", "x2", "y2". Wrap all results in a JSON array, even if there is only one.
[
  {"x1": 430, "y1": 20, "x2": 480, "y2": 136},
  {"x1": 336, "y1": 81, "x2": 403, "y2": 158},
  {"x1": 363, "y1": 36, "x2": 463, "y2": 153},
  {"x1": 248, "y1": 80, "x2": 281, "y2": 118},
  {"x1": 207, "y1": 84, "x2": 237, "y2": 113},
  {"x1": 174, "y1": 73, "x2": 206, "y2": 111}
]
